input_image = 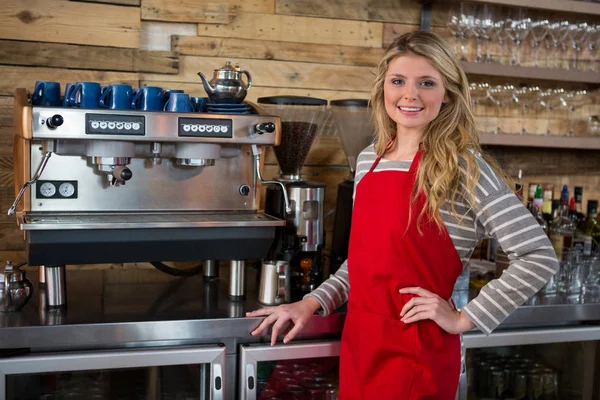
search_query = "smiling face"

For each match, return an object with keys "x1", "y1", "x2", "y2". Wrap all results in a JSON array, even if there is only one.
[{"x1": 383, "y1": 53, "x2": 448, "y2": 136}]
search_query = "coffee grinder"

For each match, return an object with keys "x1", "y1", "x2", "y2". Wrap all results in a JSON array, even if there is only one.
[
  {"x1": 330, "y1": 99, "x2": 375, "y2": 273},
  {"x1": 257, "y1": 96, "x2": 328, "y2": 300}
]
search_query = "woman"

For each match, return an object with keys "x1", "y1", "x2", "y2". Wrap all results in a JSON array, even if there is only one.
[{"x1": 247, "y1": 31, "x2": 559, "y2": 399}]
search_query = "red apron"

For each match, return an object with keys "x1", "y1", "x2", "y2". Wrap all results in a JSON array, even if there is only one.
[{"x1": 339, "y1": 147, "x2": 463, "y2": 399}]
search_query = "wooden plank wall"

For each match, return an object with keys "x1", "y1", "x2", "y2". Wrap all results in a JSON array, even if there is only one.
[{"x1": 0, "y1": 0, "x2": 598, "y2": 269}]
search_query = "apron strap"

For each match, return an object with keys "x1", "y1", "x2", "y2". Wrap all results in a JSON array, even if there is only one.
[{"x1": 369, "y1": 138, "x2": 396, "y2": 173}]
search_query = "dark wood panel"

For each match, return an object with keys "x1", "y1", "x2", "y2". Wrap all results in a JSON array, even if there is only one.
[
  {"x1": 0, "y1": 223, "x2": 23, "y2": 251},
  {"x1": 0, "y1": 40, "x2": 178, "y2": 74},
  {"x1": 70, "y1": 0, "x2": 140, "y2": 6},
  {"x1": 275, "y1": 0, "x2": 421, "y2": 24},
  {"x1": 485, "y1": 146, "x2": 600, "y2": 177}
]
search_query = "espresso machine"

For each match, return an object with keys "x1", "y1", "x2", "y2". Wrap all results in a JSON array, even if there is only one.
[
  {"x1": 8, "y1": 86, "x2": 288, "y2": 308},
  {"x1": 257, "y1": 96, "x2": 328, "y2": 300},
  {"x1": 329, "y1": 99, "x2": 375, "y2": 273}
]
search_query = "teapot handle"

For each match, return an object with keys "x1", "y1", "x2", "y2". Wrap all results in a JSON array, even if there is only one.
[{"x1": 241, "y1": 70, "x2": 252, "y2": 89}]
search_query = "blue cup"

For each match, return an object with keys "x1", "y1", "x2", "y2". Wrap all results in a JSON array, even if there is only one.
[
  {"x1": 162, "y1": 89, "x2": 184, "y2": 103},
  {"x1": 31, "y1": 81, "x2": 61, "y2": 106},
  {"x1": 99, "y1": 84, "x2": 134, "y2": 110},
  {"x1": 191, "y1": 97, "x2": 208, "y2": 113},
  {"x1": 163, "y1": 93, "x2": 193, "y2": 113},
  {"x1": 62, "y1": 83, "x2": 76, "y2": 107},
  {"x1": 131, "y1": 86, "x2": 164, "y2": 111},
  {"x1": 69, "y1": 82, "x2": 102, "y2": 109}
]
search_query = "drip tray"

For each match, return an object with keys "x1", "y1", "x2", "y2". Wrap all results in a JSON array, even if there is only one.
[
  {"x1": 20, "y1": 211, "x2": 284, "y2": 230},
  {"x1": 20, "y1": 212, "x2": 284, "y2": 266}
]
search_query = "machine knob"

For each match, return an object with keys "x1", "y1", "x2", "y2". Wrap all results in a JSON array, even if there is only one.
[
  {"x1": 120, "y1": 167, "x2": 133, "y2": 181},
  {"x1": 46, "y1": 114, "x2": 64, "y2": 129},
  {"x1": 254, "y1": 122, "x2": 276, "y2": 135},
  {"x1": 239, "y1": 185, "x2": 251, "y2": 196}
]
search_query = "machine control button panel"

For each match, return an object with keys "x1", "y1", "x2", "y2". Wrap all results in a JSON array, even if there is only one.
[
  {"x1": 178, "y1": 117, "x2": 233, "y2": 138},
  {"x1": 36, "y1": 180, "x2": 78, "y2": 199},
  {"x1": 85, "y1": 114, "x2": 145, "y2": 136}
]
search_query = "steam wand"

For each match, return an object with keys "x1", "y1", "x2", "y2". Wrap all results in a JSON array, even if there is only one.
[
  {"x1": 8, "y1": 151, "x2": 53, "y2": 216},
  {"x1": 251, "y1": 145, "x2": 292, "y2": 214}
]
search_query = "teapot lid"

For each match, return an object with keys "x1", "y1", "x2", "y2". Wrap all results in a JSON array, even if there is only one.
[
  {"x1": 215, "y1": 61, "x2": 237, "y2": 72},
  {"x1": 4, "y1": 261, "x2": 25, "y2": 283}
]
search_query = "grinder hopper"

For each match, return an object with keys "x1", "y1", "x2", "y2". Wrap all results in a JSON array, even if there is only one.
[
  {"x1": 256, "y1": 96, "x2": 328, "y2": 181},
  {"x1": 330, "y1": 99, "x2": 375, "y2": 177}
]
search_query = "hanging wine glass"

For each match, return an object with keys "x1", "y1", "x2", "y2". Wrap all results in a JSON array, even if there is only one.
[
  {"x1": 547, "y1": 21, "x2": 570, "y2": 69},
  {"x1": 568, "y1": 22, "x2": 590, "y2": 70},
  {"x1": 492, "y1": 20, "x2": 507, "y2": 64},
  {"x1": 479, "y1": 4, "x2": 495, "y2": 63},
  {"x1": 530, "y1": 19, "x2": 549, "y2": 68},
  {"x1": 586, "y1": 24, "x2": 600, "y2": 72},
  {"x1": 447, "y1": 3, "x2": 462, "y2": 58}
]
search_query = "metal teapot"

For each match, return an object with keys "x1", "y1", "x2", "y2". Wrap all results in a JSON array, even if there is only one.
[
  {"x1": 0, "y1": 261, "x2": 33, "y2": 312},
  {"x1": 197, "y1": 61, "x2": 252, "y2": 104}
]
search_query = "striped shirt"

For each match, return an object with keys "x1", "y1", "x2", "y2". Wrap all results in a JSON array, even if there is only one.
[{"x1": 306, "y1": 144, "x2": 559, "y2": 335}]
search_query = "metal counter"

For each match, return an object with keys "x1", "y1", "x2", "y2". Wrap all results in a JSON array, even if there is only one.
[{"x1": 0, "y1": 267, "x2": 599, "y2": 351}]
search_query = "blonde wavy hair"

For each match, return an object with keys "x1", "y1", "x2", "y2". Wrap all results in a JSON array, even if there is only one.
[{"x1": 370, "y1": 31, "x2": 504, "y2": 228}]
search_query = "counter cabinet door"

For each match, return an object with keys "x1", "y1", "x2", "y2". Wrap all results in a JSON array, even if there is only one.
[
  {"x1": 239, "y1": 340, "x2": 340, "y2": 400},
  {"x1": 0, "y1": 344, "x2": 225, "y2": 400}
]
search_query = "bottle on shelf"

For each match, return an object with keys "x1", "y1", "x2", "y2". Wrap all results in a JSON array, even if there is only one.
[
  {"x1": 574, "y1": 186, "x2": 586, "y2": 226},
  {"x1": 542, "y1": 184, "x2": 554, "y2": 222},
  {"x1": 532, "y1": 185, "x2": 548, "y2": 235},
  {"x1": 582, "y1": 200, "x2": 600, "y2": 256},
  {"x1": 549, "y1": 185, "x2": 576, "y2": 262},
  {"x1": 515, "y1": 169, "x2": 524, "y2": 203}
]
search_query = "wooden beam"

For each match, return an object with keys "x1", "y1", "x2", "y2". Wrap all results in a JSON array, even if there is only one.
[
  {"x1": 0, "y1": 0, "x2": 140, "y2": 48},
  {"x1": 275, "y1": 0, "x2": 421, "y2": 25},
  {"x1": 141, "y1": 21, "x2": 197, "y2": 51},
  {"x1": 139, "y1": 81, "x2": 370, "y2": 103},
  {"x1": 71, "y1": 0, "x2": 140, "y2": 6},
  {"x1": 382, "y1": 23, "x2": 420, "y2": 48},
  {"x1": 0, "y1": 66, "x2": 139, "y2": 96},
  {"x1": 0, "y1": 40, "x2": 178, "y2": 74},
  {"x1": 141, "y1": 56, "x2": 376, "y2": 92},
  {"x1": 197, "y1": 13, "x2": 383, "y2": 48},
  {"x1": 142, "y1": 0, "x2": 274, "y2": 23},
  {"x1": 172, "y1": 36, "x2": 384, "y2": 67}
]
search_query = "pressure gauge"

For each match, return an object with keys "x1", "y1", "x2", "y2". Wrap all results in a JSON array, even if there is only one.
[
  {"x1": 39, "y1": 182, "x2": 56, "y2": 197},
  {"x1": 59, "y1": 182, "x2": 75, "y2": 197}
]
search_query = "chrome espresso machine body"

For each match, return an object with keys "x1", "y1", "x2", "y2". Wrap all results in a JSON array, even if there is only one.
[{"x1": 9, "y1": 88, "x2": 285, "y2": 305}]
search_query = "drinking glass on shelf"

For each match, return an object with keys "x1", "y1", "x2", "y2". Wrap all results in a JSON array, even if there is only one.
[
  {"x1": 492, "y1": 20, "x2": 508, "y2": 64},
  {"x1": 547, "y1": 21, "x2": 571, "y2": 69},
  {"x1": 493, "y1": 85, "x2": 520, "y2": 134},
  {"x1": 567, "y1": 22, "x2": 590, "y2": 70},
  {"x1": 586, "y1": 24, "x2": 600, "y2": 72},
  {"x1": 470, "y1": 82, "x2": 498, "y2": 133},
  {"x1": 582, "y1": 257, "x2": 600, "y2": 303},
  {"x1": 480, "y1": 4, "x2": 495, "y2": 63},
  {"x1": 518, "y1": 86, "x2": 543, "y2": 135},
  {"x1": 560, "y1": 90, "x2": 590, "y2": 136},
  {"x1": 447, "y1": 3, "x2": 463, "y2": 59},
  {"x1": 505, "y1": 12, "x2": 532, "y2": 66},
  {"x1": 530, "y1": 19, "x2": 549, "y2": 67}
]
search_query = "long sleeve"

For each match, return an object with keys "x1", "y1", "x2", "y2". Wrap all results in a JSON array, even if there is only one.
[{"x1": 460, "y1": 159, "x2": 560, "y2": 334}]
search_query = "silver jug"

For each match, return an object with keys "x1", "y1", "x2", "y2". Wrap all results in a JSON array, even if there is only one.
[
  {"x1": 258, "y1": 261, "x2": 290, "y2": 306},
  {"x1": 0, "y1": 261, "x2": 33, "y2": 312},
  {"x1": 197, "y1": 61, "x2": 252, "y2": 104}
]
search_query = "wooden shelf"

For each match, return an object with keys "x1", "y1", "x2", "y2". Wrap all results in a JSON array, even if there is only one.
[
  {"x1": 480, "y1": 133, "x2": 600, "y2": 149},
  {"x1": 459, "y1": 0, "x2": 600, "y2": 15},
  {"x1": 461, "y1": 62, "x2": 600, "y2": 85}
]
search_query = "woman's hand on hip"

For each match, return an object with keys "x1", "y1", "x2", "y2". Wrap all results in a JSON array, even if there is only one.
[
  {"x1": 246, "y1": 297, "x2": 321, "y2": 346},
  {"x1": 398, "y1": 287, "x2": 476, "y2": 334}
]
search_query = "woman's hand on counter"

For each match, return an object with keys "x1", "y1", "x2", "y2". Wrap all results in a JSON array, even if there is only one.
[{"x1": 246, "y1": 297, "x2": 322, "y2": 346}]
